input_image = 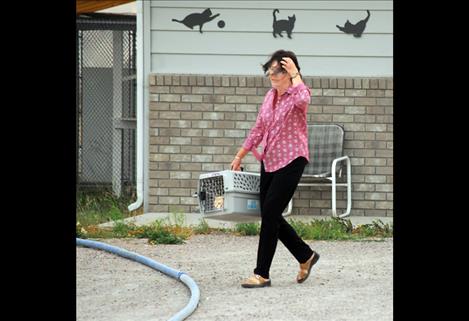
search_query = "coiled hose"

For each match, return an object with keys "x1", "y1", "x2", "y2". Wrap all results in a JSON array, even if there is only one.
[{"x1": 76, "y1": 238, "x2": 200, "y2": 321}]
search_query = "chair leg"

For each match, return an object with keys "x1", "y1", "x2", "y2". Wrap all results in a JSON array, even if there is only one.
[
  {"x1": 337, "y1": 157, "x2": 352, "y2": 218},
  {"x1": 331, "y1": 156, "x2": 352, "y2": 218},
  {"x1": 331, "y1": 176, "x2": 337, "y2": 217}
]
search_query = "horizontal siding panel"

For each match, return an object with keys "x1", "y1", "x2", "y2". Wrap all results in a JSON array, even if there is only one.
[
  {"x1": 151, "y1": 31, "x2": 392, "y2": 57},
  {"x1": 151, "y1": 54, "x2": 392, "y2": 77},
  {"x1": 151, "y1": 1, "x2": 393, "y2": 11},
  {"x1": 152, "y1": 7, "x2": 392, "y2": 33}
]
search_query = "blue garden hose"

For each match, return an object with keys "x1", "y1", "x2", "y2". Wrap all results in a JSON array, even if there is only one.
[{"x1": 76, "y1": 238, "x2": 200, "y2": 321}]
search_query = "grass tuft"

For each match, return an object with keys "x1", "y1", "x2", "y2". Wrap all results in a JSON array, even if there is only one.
[{"x1": 235, "y1": 222, "x2": 261, "y2": 236}]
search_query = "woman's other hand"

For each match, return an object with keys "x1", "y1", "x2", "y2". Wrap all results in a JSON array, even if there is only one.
[{"x1": 231, "y1": 157, "x2": 242, "y2": 171}]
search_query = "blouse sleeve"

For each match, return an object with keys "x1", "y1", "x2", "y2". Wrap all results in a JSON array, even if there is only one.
[
  {"x1": 242, "y1": 109, "x2": 264, "y2": 151},
  {"x1": 287, "y1": 83, "x2": 311, "y2": 112}
]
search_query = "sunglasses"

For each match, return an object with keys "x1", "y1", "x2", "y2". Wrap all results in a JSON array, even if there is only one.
[{"x1": 263, "y1": 65, "x2": 287, "y2": 77}]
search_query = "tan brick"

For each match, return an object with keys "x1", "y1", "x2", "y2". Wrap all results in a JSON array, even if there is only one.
[
  {"x1": 345, "y1": 79, "x2": 354, "y2": 88},
  {"x1": 150, "y1": 86, "x2": 169, "y2": 94},
  {"x1": 247, "y1": 96, "x2": 264, "y2": 104},
  {"x1": 322, "y1": 106, "x2": 344, "y2": 114},
  {"x1": 159, "y1": 111, "x2": 180, "y2": 119},
  {"x1": 181, "y1": 112, "x2": 202, "y2": 120},
  {"x1": 214, "y1": 87, "x2": 235, "y2": 95},
  {"x1": 180, "y1": 146, "x2": 202, "y2": 154},
  {"x1": 236, "y1": 87, "x2": 257, "y2": 95},
  {"x1": 191, "y1": 120, "x2": 213, "y2": 128},
  {"x1": 170, "y1": 137, "x2": 191, "y2": 145},
  {"x1": 182, "y1": 129, "x2": 203, "y2": 136},
  {"x1": 192, "y1": 87, "x2": 213, "y2": 94},
  {"x1": 164, "y1": 75, "x2": 172, "y2": 85},
  {"x1": 181, "y1": 95, "x2": 203, "y2": 103},
  {"x1": 203, "y1": 113, "x2": 224, "y2": 120},
  {"x1": 202, "y1": 129, "x2": 224, "y2": 137},
  {"x1": 150, "y1": 119, "x2": 170, "y2": 128},
  {"x1": 192, "y1": 103, "x2": 214, "y2": 111},
  {"x1": 197, "y1": 76, "x2": 205, "y2": 86},
  {"x1": 377, "y1": 98, "x2": 393, "y2": 106},
  {"x1": 170, "y1": 103, "x2": 191, "y2": 111},
  {"x1": 150, "y1": 171, "x2": 169, "y2": 179},
  {"x1": 170, "y1": 172, "x2": 191, "y2": 180},
  {"x1": 323, "y1": 89, "x2": 344, "y2": 96},
  {"x1": 201, "y1": 95, "x2": 224, "y2": 104},
  {"x1": 170, "y1": 86, "x2": 191, "y2": 94},
  {"x1": 333, "y1": 114, "x2": 354, "y2": 122},
  {"x1": 170, "y1": 120, "x2": 191, "y2": 128},
  {"x1": 179, "y1": 76, "x2": 189, "y2": 86}
]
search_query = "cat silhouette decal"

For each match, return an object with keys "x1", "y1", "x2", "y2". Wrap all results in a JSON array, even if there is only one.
[
  {"x1": 336, "y1": 10, "x2": 371, "y2": 37},
  {"x1": 272, "y1": 9, "x2": 296, "y2": 39},
  {"x1": 172, "y1": 8, "x2": 221, "y2": 33}
]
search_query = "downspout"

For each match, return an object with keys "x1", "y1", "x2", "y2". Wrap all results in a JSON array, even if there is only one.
[{"x1": 128, "y1": 0, "x2": 144, "y2": 212}]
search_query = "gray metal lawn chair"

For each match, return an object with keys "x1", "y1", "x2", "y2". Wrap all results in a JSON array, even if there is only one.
[{"x1": 284, "y1": 124, "x2": 352, "y2": 218}]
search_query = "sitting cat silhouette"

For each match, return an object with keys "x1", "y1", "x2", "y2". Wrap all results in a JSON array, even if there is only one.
[
  {"x1": 172, "y1": 8, "x2": 220, "y2": 33},
  {"x1": 336, "y1": 10, "x2": 370, "y2": 37},
  {"x1": 272, "y1": 9, "x2": 296, "y2": 39}
]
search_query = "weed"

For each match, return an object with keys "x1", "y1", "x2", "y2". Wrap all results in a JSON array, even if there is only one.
[
  {"x1": 76, "y1": 190, "x2": 134, "y2": 226},
  {"x1": 139, "y1": 220, "x2": 188, "y2": 244},
  {"x1": 288, "y1": 217, "x2": 392, "y2": 240},
  {"x1": 194, "y1": 219, "x2": 211, "y2": 234},
  {"x1": 112, "y1": 221, "x2": 132, "y2": 238},
  {"x1": 169, "y1": 210, "x2": 186, "y2": 227},
  {"x1": 235, "y1": 222, "x2": 260, "y2": 236}
]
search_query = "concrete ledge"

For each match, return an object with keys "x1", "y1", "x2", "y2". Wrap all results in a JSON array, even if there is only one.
[{"x1": 99, "y1": 212, "x2": 393, "y2": 229}]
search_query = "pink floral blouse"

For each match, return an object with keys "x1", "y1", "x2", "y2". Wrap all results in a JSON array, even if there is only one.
[{"x1": 242, "y1": 83, "x2": 311, "y2": 172}]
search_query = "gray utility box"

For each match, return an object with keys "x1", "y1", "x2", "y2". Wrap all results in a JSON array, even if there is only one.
[{"x1": 197, "y1": 170, "x2": 261, "y2": 222}]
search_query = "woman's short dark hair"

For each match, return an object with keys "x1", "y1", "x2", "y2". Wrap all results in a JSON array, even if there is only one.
[{"x1": 262, "y1": 49, "x2": 300, "y2": 74}]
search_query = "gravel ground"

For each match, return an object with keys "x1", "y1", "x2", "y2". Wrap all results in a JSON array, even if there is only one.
[{"x1": 77, "y1": 235, "x2": 393, "y2": 321}]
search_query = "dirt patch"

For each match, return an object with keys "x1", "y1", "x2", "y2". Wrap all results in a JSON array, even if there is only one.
[{"x1": 77, "y1": 235, "x2": 393, "y2": 321}]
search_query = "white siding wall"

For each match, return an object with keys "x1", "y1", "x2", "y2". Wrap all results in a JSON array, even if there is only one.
[{"x1": 148, "y1": 1, "x2": 393, "y2": 76}]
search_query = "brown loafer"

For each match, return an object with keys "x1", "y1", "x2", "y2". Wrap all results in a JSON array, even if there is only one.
[
  {"x1": 241, "y1": 274, "x2": 271, "y2": 288},
  {"x1": 297, "y1": 251, "x2": 320, "y2": 283}
]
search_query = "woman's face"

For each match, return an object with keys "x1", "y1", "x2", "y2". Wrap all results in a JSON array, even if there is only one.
[{"x1": 266, "y1": 61, "x2": 290, "y2": 89}]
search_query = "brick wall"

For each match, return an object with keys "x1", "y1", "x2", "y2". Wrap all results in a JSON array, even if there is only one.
[{"x1": 148, "y1": 74, "x2": 393, "y2": 217}]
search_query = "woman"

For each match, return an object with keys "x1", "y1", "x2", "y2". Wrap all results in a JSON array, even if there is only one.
[{"x1": 231, "y1": 50, "x2": 320, "y2": 288}]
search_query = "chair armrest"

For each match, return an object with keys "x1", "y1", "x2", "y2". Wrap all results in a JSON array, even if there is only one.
[{"x1": 331, "y1": 156, "x2": 350, "y2": 178}]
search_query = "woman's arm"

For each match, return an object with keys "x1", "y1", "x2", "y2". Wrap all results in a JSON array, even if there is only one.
[
  {"x1": 231, "y1": 98, "x2": 267, "y2": 170},
  {"x1": 281, "y1": 57, "x2": 311, "y2": 110}
]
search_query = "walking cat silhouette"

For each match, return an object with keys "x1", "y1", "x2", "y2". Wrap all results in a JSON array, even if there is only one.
[
  {"x1": 272, "y1": 9, "x2": 296, "y2": 39},
  {"x1": 172, "y1": 8, "x2": 220, "y2": 33},
  {"x1": 336, "y1": 10, "x2": 370, "y2": 37}
]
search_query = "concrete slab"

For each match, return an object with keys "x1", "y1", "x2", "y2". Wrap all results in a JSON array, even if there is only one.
[{"x1": 99, "y1": 212, "x2": 393, "y2": 229}]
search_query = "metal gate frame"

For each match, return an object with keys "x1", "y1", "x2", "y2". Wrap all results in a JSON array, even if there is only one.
[{"x1": 76, "y1": 13, "x2": 137, "y2": 197}]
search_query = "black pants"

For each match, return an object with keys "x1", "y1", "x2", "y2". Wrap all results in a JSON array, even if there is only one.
[{"x1": 254, "y1": 156, "x2": 314, "y2": 279}]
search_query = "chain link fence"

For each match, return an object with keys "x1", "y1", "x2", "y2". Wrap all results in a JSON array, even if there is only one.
[{"x1": 77, "y1": 13, "x2": 136, "y2": 199}]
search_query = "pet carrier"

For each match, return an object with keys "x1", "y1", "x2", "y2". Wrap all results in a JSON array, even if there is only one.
[{"x1": 196, "y1": 170, "x2": 261, "y2": 221}]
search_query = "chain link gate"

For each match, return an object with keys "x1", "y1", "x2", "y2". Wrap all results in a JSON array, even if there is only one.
[{"x1": 77, "y1": 13, "x2": 136, "y2": 199}]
